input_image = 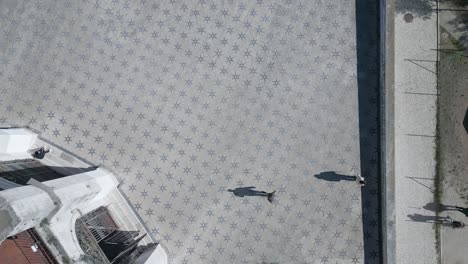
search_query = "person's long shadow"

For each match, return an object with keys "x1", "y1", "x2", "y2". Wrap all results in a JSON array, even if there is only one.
[
  {"x1": 356, "y1": 0, "x2": 381, "y2": 263},
  {"x1": 407, "y1": 213, "x2": 452, "y2": 226},
  {"x1": 314, "y1": 171, "x2": 357, "y2": 182},
  {"x1": 422, "y1": 202, "x2": 465, "y2": 212},
  {"x1": 228, "y1": 186, "x2": 269, "y2": 197}
]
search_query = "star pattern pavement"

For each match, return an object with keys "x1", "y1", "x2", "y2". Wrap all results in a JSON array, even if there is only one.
[{"x1": 0, "y1": 0, "x2": 380, "y2": 263}]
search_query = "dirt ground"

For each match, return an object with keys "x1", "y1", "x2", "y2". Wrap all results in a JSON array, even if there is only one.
[
  {"x1": 439, "y1": 31, "x2": 468, "y2": 202},
  {"x1": 439, "y1": 15, "x2": 468, "y2": 264}
]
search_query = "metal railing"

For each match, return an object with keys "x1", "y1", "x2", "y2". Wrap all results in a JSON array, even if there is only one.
[{"x1": 83, "y1": 207, "x2": 119, "y2": 243}]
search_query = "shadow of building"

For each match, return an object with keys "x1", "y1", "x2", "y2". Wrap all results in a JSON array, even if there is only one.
[
  {"x1": 356, "y1": 0, "x2": 382, "y2": 262},
  {"x1": 0, "y1": 159, "x2": 96, "y2": 187}
]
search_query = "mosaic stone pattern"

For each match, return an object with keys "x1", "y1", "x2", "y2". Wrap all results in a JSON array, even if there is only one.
[{"x1": 0, "y1": 0, "x2": 381, "y2": 263}]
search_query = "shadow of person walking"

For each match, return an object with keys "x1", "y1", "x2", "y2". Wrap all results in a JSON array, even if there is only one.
[
  {"x1": 314, "y1": 171, "x2": 357, "y2": 182},
  {"x1": 408, "y1": 213, "x2": 467, "y2": 229},
  {"x1": 423, "y1": 202, "x2": 465, "y2": 212},
  {"x1": 228, "y1": 186, "x2": 269, "y2": 197},
  {"x1": 228, "y1": 187, "x2": 276, "y2": 203},
  {"x1": 407, "y1": 213, "x2": 452, "y2": 226}
]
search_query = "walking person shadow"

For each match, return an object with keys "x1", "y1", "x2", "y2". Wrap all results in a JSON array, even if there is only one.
[
  {"x1": 314, "y1": 171, "x2": 357, "y2": 182},
  {"x1": 228, "y1": 187, "x2": 276, "y2": 203},
  {"x1": 407, "y1": 213, "x2": 452, "y2": 226},
  {"x1": 423, "y1": 202, "x2": 468, "y2": 216},
  {"x1": 408, "y1": 213, "x2": 466, "y2": 228}
]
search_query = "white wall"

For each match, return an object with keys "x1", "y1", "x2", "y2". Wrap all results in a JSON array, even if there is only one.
[
  {"x1": 0, "y1": 128, "x2": 37, "y2": 154},
  {"x1": 46, "y1": 168, "x2": 118, "y2": 261},
  {"x1": 0, "y1": 185, "x2": 55, "y2": 240}
]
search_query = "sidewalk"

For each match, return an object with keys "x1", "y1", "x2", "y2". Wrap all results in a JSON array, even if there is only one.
[{"x1": 394, "y1": 0, "x2": 438, "y2": 263}]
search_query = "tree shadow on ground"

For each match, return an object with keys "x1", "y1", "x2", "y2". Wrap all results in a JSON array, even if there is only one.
[
  {"x1": 443, "y1": 0, "x2": 468, "y2": 7},
  {"x1": 395, "y1": 0, "x2": 433, "y2": 19},
  {"x1": 446, "y1": 13, "x2": 468, "y2": 51},
  {"x1": 395, "y1": 0, "x2": 468, "y2": 51},
  {"x1": 395, "y1": 0, "x2": 468, "y2": 20}
]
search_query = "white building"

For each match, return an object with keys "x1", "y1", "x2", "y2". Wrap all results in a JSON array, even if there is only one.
[{"x1": 0, "y1": 127, "x2": 168, "y2": 264}]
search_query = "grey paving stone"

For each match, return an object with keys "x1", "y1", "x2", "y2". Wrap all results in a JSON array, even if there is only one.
[{"x1": 0, "y1": 0, "x2": 381, "y2": 263}]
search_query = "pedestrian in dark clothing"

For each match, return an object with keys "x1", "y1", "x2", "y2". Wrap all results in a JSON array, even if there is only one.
[
  {"x1": 267, "y1": 190, "x2": 276, "y2": 203},
  {"x1": 356, "y1": 174, "x2": 366, "y2": 187},
  {"x1": 33, "y1": 146, "x2": 51, "y2": 159},
  {"x1": 452, "y1": 220, "x2": 465, "y2": 228}
]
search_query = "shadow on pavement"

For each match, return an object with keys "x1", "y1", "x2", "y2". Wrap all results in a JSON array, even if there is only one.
[
  {"x1": 228, "y1": 186, "x2": 269, "y2": 197},
  {"x1": 407, "y1": 213, "x2": 452, "y2": 226},
  {"x1": 314, "y1": 171, "x2": 357, "y2": 182},
  {"x1": 356, "y1": 0, "x2": 381, "y2": 263},
  {"x1": 395, "y1": 0, "x2": 433, "y2": 19},
  {"x1": 423, "y1": 202, "x2": 467, "y2": 212},
  {"x1": 0, "y1": 165, "x2": 97, "y2": 186}
]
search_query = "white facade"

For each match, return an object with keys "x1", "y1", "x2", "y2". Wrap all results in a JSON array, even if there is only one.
[
  {"x1": 0, "y1": 128, "x2": 37, "y2": 154},
  {"x1": 0, "y1": 128, "x2": 168, "y2": 264}
]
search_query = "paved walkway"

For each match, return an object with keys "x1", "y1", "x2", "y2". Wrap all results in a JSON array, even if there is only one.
[
  {"x1": 0, "y1": 0, "x2": 382, "y2": 263},
  {"x1": 395, "y1": 0, "x2": 438, "y2": 263}
]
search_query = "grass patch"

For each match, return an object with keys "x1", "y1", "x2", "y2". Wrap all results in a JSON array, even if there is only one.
[
  {"x1": 46, "y1": 233, "x2": 58, "y2": 247},
  {"x1": 433, "y1": 51, "x2": 454, "y2": 264},
  {"x1": 62, "y1": 256, "x2": 71, "y2": 264},
  {"x1": 434, "y1": 44, "x2": 443, "y2": 264},
  {"x1": 40, "y1": 218, "x2": 49, "y2": 227},
  {"x1": 434, "y1": 112, "x2": 442, "y2": 264},
  {"x1": 448, "y1": 35, "x2": 465, "y2": 52}
]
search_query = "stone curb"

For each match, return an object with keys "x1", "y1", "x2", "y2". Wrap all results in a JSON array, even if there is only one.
[{"x1": 380, "y1": 0, "x2": 396, "y2": 264}]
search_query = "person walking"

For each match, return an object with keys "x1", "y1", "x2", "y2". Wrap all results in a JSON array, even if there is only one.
[
  {"x1": 452, "y1": 220, "x2": 465, "y2": 228},
  {"x1": 33, "y1": 146, "x2": 51, "y2": 159},
  {"x1": 356, "y1": 174, "x2": 365, "y2": 187},
  {"x1": 267, "y1": 190, "x2": 276, "y2": 203}
]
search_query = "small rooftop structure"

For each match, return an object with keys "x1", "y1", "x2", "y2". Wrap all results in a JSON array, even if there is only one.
[
  {"x1": 0, "y1": 127, "x2": 168, "y2": 264},
  {"x1": 0, "y1": 228, "x2": 57, "y2": 264}
]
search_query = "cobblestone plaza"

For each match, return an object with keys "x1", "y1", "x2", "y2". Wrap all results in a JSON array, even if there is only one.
[{"x1": 0, "y1": 0, "x2": 380, "y2": 263}]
